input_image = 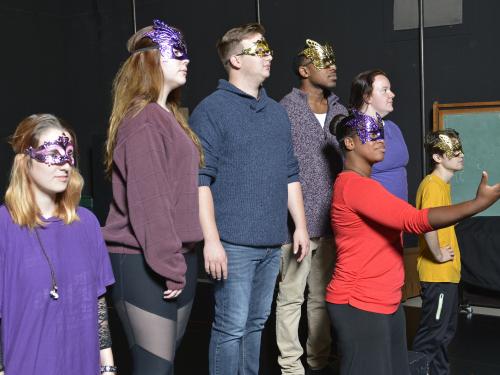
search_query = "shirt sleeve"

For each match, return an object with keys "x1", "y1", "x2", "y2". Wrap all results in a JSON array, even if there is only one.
[
  {"x1": 345, "y1": 177, "x2": 432, "y2": 234},
  {"x1": 124, "y1": 123, "x2": 186, "y2": 290},
  {"x1": 190, "y1": 106, "x2": 222, "y2": 187}
]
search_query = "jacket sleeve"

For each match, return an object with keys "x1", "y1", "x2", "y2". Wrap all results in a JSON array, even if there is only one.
[
  {"x1": 124, "y1": 123, "x2": 186, "y2": 290},
  {"x1": 345, "y1": 177, "x2": 432, "y2": 234}
]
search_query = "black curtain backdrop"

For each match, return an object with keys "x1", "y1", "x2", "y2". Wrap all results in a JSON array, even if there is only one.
[{"x1": 1, "y1": 0, "x2": 499, "y2": 224}]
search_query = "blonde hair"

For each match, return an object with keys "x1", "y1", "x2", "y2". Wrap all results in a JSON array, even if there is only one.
[
  {"x1": 4, "y1": 114, "x2": 84, "y2": 228},
  {"x1": 105, "y1": 25, "x2": 204, "y2": 176}
]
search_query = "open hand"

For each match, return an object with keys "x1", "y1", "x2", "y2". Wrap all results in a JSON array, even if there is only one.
[{"x1": 475, "y1": 171, "x2": 500, "y2": 210}]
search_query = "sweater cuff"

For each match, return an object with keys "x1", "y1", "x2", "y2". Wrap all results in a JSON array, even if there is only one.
[
  {"x1": 198, "y1": 174, "x2": 213, "y2": 187},
  {"x1": 166, "y1": 278, "x2": 185, "y2": 291},
  {"x1": 287, "y1": 174, "x2": 300, "y2": 184}
]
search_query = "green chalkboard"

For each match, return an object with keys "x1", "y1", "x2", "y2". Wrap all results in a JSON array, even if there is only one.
[{"x1": 434, "y1": 102, "x2": 500, "y2": 216}]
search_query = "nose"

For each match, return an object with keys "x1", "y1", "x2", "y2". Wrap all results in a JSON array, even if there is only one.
[
  {"x1": 389, "y1": 90, "x2": 395, "y2": 98},
  {"x1": 184, "y1": 59, "x2": 190, "y2": 65}
]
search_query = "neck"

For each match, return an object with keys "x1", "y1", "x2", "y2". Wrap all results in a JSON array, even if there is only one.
[
  {"x1": 34, "y1": 190, "x2": 57, "y2": 219},
  {"x1": 360, "y1": 105, "x2": 386, "y2": 119},
  {"x1": 301, "y1": 82, "x2": 329, "y2": 112},
  {"x1": 344, "y1": 160, "x2": 371, "y2": 177},
  {"x1": 432, "y1": 165, "x2": 454, "y2": 183},
  {"x1": 157, "y1": 85, "x2": 172, "y2": 111},
  {"x1": 229, "y1": 74, "x2": 262, "y2": 98}
]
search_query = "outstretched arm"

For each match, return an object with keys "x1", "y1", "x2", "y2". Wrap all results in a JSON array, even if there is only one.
[{"x1": 428, "y1": 172, "x2": 500, "y2": 229}]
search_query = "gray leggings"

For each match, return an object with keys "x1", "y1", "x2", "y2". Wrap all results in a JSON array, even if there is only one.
[{"x1": 110, "y1": 251, "x2": 197, "y2": 375}]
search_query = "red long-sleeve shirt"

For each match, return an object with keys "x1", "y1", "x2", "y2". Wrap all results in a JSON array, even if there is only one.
[{"x1": 326, "y1": 171, "x2": 432, "y2": 314}]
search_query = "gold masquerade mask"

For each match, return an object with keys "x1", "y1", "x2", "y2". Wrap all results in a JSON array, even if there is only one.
[
  {"x1": 299, "y1": 39, "x2": 335, "y2": 69},
  {"x1": 437, "y1": 134, "x2": 464, "y2": 158},
  {"x1": 236, "y1": 39, "x2": 273, "y2": 59}
]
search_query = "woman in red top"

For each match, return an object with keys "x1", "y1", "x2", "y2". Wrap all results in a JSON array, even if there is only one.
[{"x1": 327, "y1": 111, "x2": 500, "y2": 375}]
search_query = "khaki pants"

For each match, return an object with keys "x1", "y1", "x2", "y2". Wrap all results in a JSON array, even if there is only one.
[{"x1": 275, "y1": 237, "x2": 336, "y2": 374}]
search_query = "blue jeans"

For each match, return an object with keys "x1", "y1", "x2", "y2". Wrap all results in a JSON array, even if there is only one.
[{"x1": 209, "y1": 241, "x2": 281, "y2": 375}]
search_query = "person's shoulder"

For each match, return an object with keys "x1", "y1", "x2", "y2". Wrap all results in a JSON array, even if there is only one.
[
  {"x1": 383, "y1": 119, "x2": 402, "y2": 132},
  {"x1": 76, "y1": 207, "x2": 100, "y2": 227},
  {"x1": 0, "y1": 205, "x2": 12, "y2": 223}
]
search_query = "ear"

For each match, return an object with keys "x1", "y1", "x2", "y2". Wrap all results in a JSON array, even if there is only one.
[
  {"x1": 363, "y1": 93, "x2": 372, "y2": 105},
  {"x1": 228, "y1": 55, "x2": 242, "y2": 69},
  {"x1": 432, "y1": 153, "x2": 442, "y2": 164},
  {"x1": 344, "y1": 136, "x2": 355, "y2": 151},
  {"x1": 298, "y1": 65, "x2": 309, "y2": 79}
]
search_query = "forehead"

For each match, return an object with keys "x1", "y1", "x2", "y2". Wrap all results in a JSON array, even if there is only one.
[
  {"x1": 37, "y1": 128, "x2": 71, "y2": 146},
  {"x1": 372, "y1": 74, "x2": 391, "y2": 88},
  {"x1": 240, "y1": 33, "x2": 263, "y2": 47}
]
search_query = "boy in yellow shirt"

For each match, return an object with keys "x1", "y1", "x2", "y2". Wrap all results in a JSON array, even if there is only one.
[{"x1": 412, "y1": 129, "x2": 464, "y2": 375}]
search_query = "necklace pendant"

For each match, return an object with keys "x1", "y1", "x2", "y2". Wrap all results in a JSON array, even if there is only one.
[{"x1": 50, "y1": 287, "x2": 59, "y2": 300}]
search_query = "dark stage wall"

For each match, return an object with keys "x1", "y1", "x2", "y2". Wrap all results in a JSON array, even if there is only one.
[{"x1": 1, "y1": 0, "x2": 499, "y2": 223}]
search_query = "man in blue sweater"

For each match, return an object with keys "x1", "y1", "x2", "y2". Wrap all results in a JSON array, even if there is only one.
[
  {"x1": 276, "y1": 39, "x2": 347, "y2": 375},
  {"x1": 190, "y1": 23, "x2": 310, "y2": 375}
]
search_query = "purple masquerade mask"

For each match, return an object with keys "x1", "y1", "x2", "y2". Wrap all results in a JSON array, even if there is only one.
[
  {"x1": 26, "y1": 134, "x2": 75, "y2": 166},
  {"x1": 145, "y1": 19, "x2": 188, "y2": 61},
  {"x1": 345, "y1": 111, "x2": 384, "y2": 144}
]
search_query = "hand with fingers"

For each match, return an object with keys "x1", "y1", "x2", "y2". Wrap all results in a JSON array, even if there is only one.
[
  {"x1": 475, "y1": 171, "x2": 500, "y2": 210},
  {"x1": 437, "y1": 245, "x2": 454, "y2": 263},
  {"x1": 204, "y1": 240, "x2": 228, "y2": 281},
  {"x1": 293, "y1": 227, "x2": 310, "y2": 262},
  {"x1": 164, "y1": 288, "x2": 183, "y2": 299}
]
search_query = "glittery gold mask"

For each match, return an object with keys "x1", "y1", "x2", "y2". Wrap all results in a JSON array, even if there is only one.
[
  {"x1": 299, "y1": 39, "x2": 335, "y2": 69},
  {"x1": 236, "y1": 39, "x2": 273, "y2": 58},
  {"x1": 437, "y1": 134, "x2": 464, "y2": 158}
]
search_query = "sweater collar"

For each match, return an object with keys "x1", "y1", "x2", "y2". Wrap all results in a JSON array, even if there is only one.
[
  {"x1": 217, "y1": 79, "x2": 269, "y2": 111},
  {"x1": 290, "y1": 87, "x2": 341, "y2": 109}
]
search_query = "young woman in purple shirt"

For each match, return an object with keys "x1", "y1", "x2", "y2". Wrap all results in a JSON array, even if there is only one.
[{"x1": 0, "y1": 114, "x2": 115, "y2": 374}]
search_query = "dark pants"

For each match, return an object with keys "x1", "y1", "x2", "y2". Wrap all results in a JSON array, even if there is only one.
[
  {"x1": 110, "y1": 250, "x2": 198, "y2": 375},
  {"x1": 327, "y1": 303, "x2": 410, "y2": 375},
  {"x1": 412, "y1": 282, "x2": 458, "y2": 375}
]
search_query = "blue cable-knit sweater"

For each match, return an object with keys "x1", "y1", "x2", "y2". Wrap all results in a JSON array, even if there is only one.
[{"x1": 190, "y1": 79, "x2": 300, "y2": 247}]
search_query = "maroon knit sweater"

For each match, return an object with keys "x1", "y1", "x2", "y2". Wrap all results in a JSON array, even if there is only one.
[{"x1": 102, "y1": 103, "x2": 202, "y2": 290}]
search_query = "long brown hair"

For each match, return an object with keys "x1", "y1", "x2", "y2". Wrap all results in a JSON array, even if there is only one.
[
  {"x1": 105, "y1": 25, "x2": 204, "y2": 176},
  {"x1": 4, "y1": 114, "x2": 84, "y2": 228}
]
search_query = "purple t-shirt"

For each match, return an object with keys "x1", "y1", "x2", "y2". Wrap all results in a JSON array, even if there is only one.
[
  {"x1": 0, "y1": 205, "x2": 114, "y2": 374},
  {"x1": 372, "y1": 120, "x2": 409, "y2": 201}
]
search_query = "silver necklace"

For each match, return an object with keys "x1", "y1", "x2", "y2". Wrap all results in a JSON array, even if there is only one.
[{"x1": 34, "y1": 229, "x2": 59, "y2": 300}]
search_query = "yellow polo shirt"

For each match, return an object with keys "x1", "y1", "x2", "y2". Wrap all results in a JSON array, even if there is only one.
[{"x1": 416, "y1": 174, "x2": 461, "y2": 283}]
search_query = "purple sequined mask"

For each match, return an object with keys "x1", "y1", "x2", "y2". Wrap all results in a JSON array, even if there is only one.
[
  {"x1": 26, "y1": 134, "x2": 75, "y2": 166},
  {"x1": 346, "y1": 111, "x2": 384, "y2": 144},
  {"x1": 145, "y1": 19, "x2": 188, "y2": 61}
]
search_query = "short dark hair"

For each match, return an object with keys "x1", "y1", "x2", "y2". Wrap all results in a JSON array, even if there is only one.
[
  {"x1": 425, "y1": 128, "x2": 461, "y2": 167},
  {"x1": 291, "y1": 53, "x2": 310, "y2": 78},
  {"x1": 216, "y1": 23, "x2": 265, "y2": 66},
  {"x1": 329, "y1": 113, "x2": 357, "y2": 153},
  {"x1": 349, "y1": 69, "x2": 388, "y2": 110}
]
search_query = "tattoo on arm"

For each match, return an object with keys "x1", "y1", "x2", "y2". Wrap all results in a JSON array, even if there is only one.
[
  {"x1": 0, "y1": 321, "x2": 4, "y2": 371},
  {"x1": 98, "y1": 296, "x2": 112, "y2": 350}
]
